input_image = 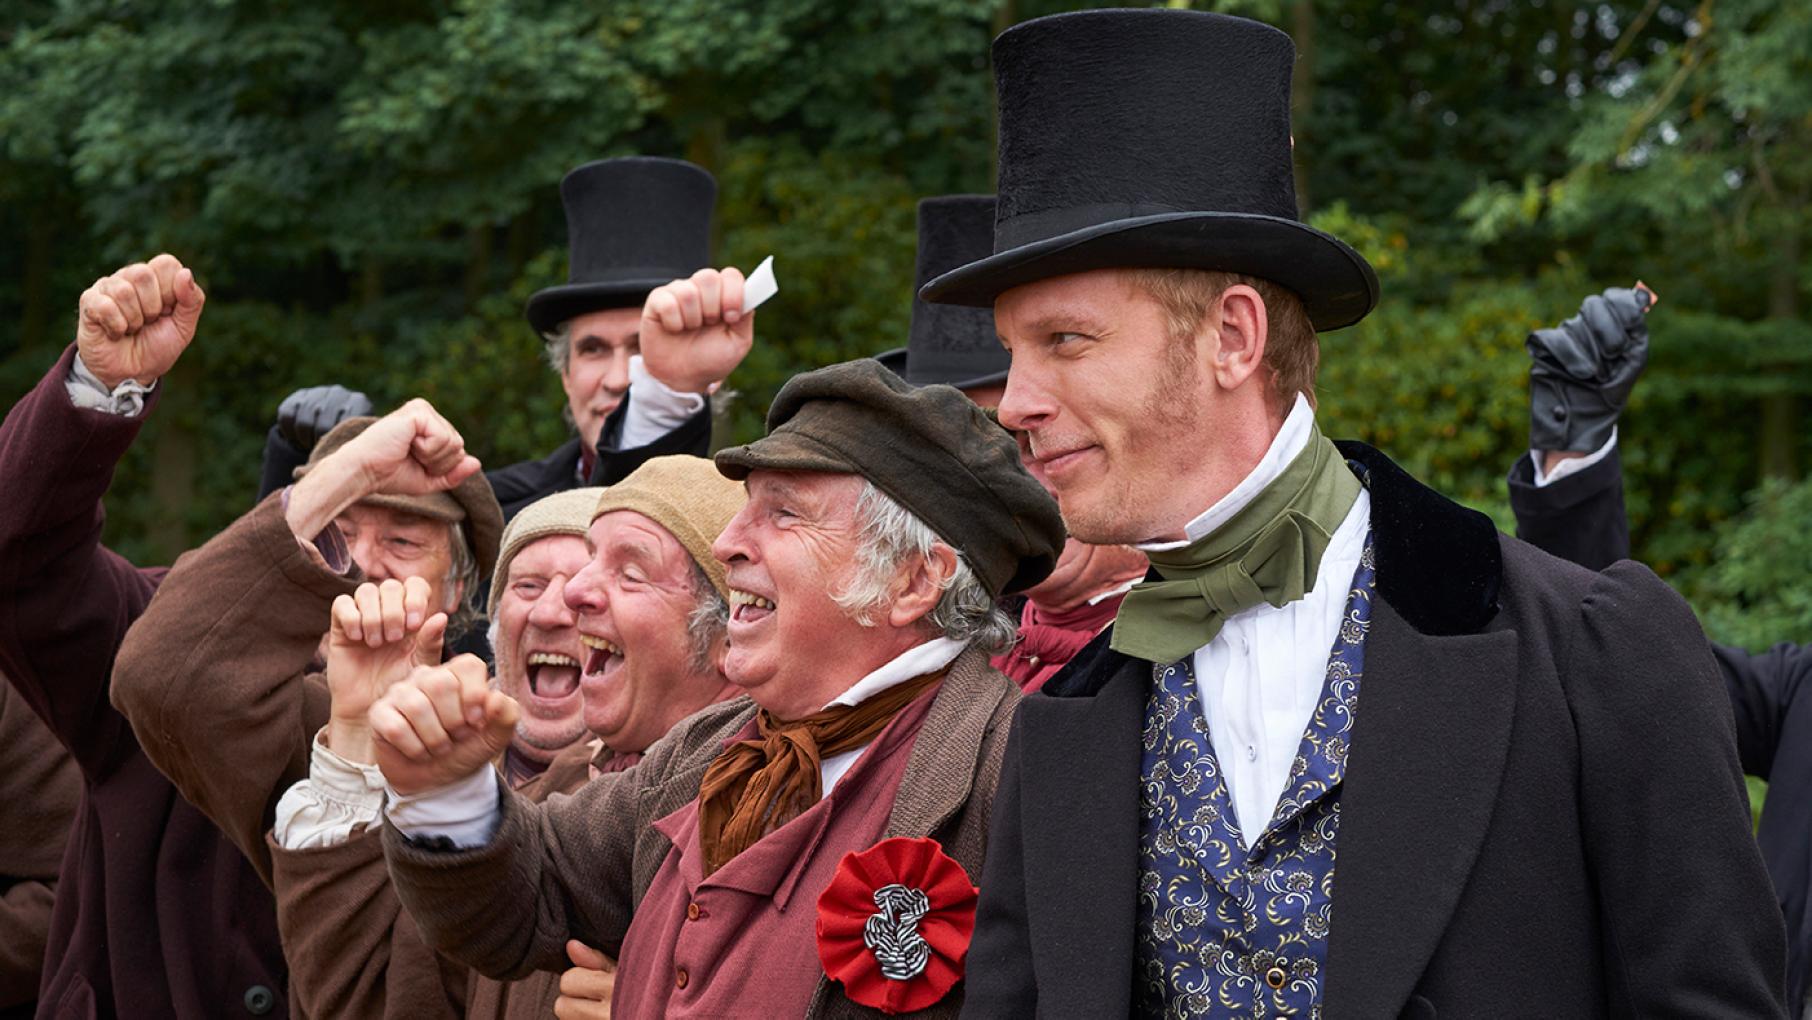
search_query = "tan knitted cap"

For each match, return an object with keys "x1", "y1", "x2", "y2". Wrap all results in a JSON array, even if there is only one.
[
  {"x1": 590, "y1": 455, "x2": 746, "y2": 599},
  {"x1": 485, "y1": 487, "x2": 604, "y2": 617}
]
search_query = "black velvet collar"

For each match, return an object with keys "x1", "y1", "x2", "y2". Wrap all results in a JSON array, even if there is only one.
[{"x1": 1042, "y1": 440, "x2": 1503, "y2": 699}]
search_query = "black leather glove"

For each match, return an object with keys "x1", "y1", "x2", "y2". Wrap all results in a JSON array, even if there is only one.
[
  {"x1": 1527, "y1": 286, "x2": 1652, "y2": 453},
  {"x1": 276, "y1": 384, "x2": 373, "y2": 452}
]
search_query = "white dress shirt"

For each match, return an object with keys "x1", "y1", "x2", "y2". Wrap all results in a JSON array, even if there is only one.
[
  {"x1": 1136, "y1": 394, "x2": 1371, "y2": 847},
  {"x1": 617, "y1": 354, "x2": 708, "y2": 450},
  {"x1": 386, "y1": 637, "x2": 968, "y2": 849}
]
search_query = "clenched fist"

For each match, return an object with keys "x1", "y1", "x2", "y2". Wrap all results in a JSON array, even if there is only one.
[
  {"x1": 285, "y1": 397, "x2": 482, "y2": 543},
  {"x1": 640, "y1": 266, "x2": 756, "y2": 395},
  {"x1": 370, "y1": 655, "x2": 519, "y2": 796},
  {"x1": 324, "y1": 576, "x2": 449, "y2": 764},
  {"x1": 76, "y1": 254, "x2": 206, "y2": 391},
  {"x1": 554, "y1": 941, "x2": 617, "y2": 1019}
]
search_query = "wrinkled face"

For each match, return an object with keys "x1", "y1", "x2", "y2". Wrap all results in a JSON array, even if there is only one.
[
  {"x1": 490, "y1": 534, "x2": 589, "y2": 763},
  {"x1": 712, "y1": 470, "x2": 913, "y2": 720},
  {"x1": 566, "y1": 510, "x2": 727, "y2": 754},
  {"x1": 335, "y1": 503, "x2": 459, "y2": 613},
  {"x1": 561, "y1": 306, "x2": 642, "y2": 455},
  {"x1": 994, "y1": 269, "x2": 1221, "y2": 544}
]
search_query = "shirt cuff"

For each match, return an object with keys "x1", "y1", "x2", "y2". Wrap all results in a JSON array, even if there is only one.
[
  {"x1": 278, "y1": 486, "x2": 354, "y2": 573},
  {"x1": 65, "y1": 352, "x2": 157, "y2": 417},
  {"x1": 273, "y1": 729, "x2": 388, "y2": 850},
  {"x1": 384, "y1": 766, "x2": 501, "y2": 849},
  {"x1": 619, "y1": 355, "x2": 707, "y2": 449},
  {"x1": 1532, "y1": 428, "x2": 1617, "y2": 487}
]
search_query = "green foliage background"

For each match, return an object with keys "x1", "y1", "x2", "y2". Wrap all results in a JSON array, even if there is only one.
[{"x1": 2, "y1": 0, "x2": 1808, "y2": 672}]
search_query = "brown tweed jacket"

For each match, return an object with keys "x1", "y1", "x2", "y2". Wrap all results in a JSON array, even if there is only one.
[{"x1": 384, "y1": 645, "x2": 1020, "y2": 1020}]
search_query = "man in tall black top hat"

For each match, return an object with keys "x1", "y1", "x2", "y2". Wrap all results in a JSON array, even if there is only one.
[
  {"x1": 924, "y1": 10, "x2": 1786, "y2": 1017},
  {"x1": 879, "y1": 195, "x2": 1147, "y2": 693},
  {"x1": 487, "y1": 157, "x2": 752, "y2": 520}
]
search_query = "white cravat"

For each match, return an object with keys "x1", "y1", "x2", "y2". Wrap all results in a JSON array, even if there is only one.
[
  {"x1": 1136, "y1": 394, "x2": 1371, "y2": 847},
  {"x1": 386, "y1": 637, "x2": 967, "y2": 849}
]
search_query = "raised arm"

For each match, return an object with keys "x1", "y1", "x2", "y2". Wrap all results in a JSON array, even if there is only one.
[{"x1": 0, "y1": 255, "x2": 202, "y2": 777}]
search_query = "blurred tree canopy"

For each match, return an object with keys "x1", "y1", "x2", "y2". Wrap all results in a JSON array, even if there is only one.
[{"x1": 1, "y1": 0, "x2": 1807, "y2": 646}]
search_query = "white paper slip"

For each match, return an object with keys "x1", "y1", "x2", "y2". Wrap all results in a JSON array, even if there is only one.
[{"x1": 742, "y1": 255, "x2": 778, "y2": 313}]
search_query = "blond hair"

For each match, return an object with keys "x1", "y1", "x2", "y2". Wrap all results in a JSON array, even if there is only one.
[{"x1": 1127, "y1": 268, "x2": 1318, "y2": 416}]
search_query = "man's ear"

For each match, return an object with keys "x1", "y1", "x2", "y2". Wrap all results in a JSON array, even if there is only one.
[
  {"x1": 887, "y1": 544, "x2": 958, "y2": 629},
  {"x1": 1211, "y1": 284, "x2": 1269, "y2": 393}
]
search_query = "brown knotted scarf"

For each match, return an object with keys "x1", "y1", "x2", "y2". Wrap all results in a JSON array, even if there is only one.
[{"x1": 696, "y1": 670, "x2": 944, "y2": 876}]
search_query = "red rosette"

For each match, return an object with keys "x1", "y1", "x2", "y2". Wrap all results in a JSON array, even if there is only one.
[{"x1": 816, "y1": 836, "x2": 978, "y2": 1014}]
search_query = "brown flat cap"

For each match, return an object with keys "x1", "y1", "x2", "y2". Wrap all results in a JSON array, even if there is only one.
[
  {"x1": 297, "y1": 416, "x2": 504, "y2": 581},
  {"x1": 714, "y1": 359, "x2": 1064, "y2": 596}
]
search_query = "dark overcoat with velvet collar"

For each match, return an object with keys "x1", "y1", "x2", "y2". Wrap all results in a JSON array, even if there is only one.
[{"x1": 961, "y1": 442, "x2": 1788, "y2": 1019}]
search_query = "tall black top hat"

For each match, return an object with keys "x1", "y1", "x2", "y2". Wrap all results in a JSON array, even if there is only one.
[
  {"x1": 875, "y1": 195, "x2": 1009, "y2": 391},
  {"x1": 525, "y1": 157, "x2": 716, "y2": 334},
  {"x1": 921, "y1": 10, "x2": 1378, "y2": 331}
]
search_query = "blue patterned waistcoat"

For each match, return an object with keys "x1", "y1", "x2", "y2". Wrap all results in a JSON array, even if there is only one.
[{"x1": 1135, "y1": 534, "x2": 1376, "y2": 1019}]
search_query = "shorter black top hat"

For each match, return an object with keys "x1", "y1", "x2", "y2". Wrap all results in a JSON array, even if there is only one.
[
  {"x1": 875, "y1": 195, "x2": 1009, "y2": 391},
  {"x1": 525, "y1": 157, "x2": 716, "y2": 335},
  {"x1": 921, "y1": 10, "x2": 1378, "y2": 332}
]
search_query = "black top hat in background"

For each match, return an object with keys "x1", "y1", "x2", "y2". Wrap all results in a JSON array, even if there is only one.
[
  {"x1": 921, "y1": 9, "x2": 1378, "y2": 332},
  {"x1": 875, "y1": 195, "x2": 1009, "y2": 391},
  {"x1": 524, "y1": 157, "x2": 716, "y2": 335}
]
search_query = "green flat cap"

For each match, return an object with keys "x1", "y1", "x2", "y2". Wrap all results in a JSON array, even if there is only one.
[{"x1": 715, "y1": 358, "x2": 1065, "y2": 596}]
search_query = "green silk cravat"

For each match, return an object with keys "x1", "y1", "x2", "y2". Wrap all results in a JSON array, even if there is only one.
[{"x1": 1110, "y1": 426, "x2": 1362, "y2": 664}]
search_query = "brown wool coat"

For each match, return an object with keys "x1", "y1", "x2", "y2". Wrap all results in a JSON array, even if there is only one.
[
  {"x1": 268, "y1": 738, "x2": 605, "y2": 1020},
  {"x1": 385, "y1": 647, "x2": 1020, "y2": 1020},
  {"x1": 0, "y1": 678, "x2": 82, "y2": 1016}
]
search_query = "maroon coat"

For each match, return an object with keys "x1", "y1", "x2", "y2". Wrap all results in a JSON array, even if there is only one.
[{"x1": 0, "y1": 346, "x2": 286, "y2": 1019}]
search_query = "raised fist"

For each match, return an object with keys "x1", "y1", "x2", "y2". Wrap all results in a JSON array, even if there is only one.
[
  {"x1": 640, "y1": 266, "x2": 756, "y2": 395},
  {"x1": 339, "y1": 398, "x2": 482, "y2": 499},
  {"x1": 1528, "y1": 284, "x2": 1655, "y2": 453},
  {"x1": 370, "y1": 654, "x2": 518, "y2": 796},
  {"x1": 324, "y1": 577, "x2": 449, "y2": 763},
  {"x1": 75, "y1": 254, "x2": 206, "y2": 391},
  {"x1": 279, "y1": 384, "x2": 374, "y2": 452}
]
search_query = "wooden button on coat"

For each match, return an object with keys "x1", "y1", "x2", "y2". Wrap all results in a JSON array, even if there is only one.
[
  {"x1": 686, "y1": 902, "x2": 702, "y2": 921},
  {"x1": 676, "y1": 966, "x2": 690, "y2": 989},
  {"x1": 1265, "y1": 965, "x2": 1287, "y2": 989}
]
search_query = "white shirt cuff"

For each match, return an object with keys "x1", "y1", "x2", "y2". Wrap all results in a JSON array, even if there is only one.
[
  {"x1": 65, "y1": 353, "x2": 156, "y2": 417},
  {"x1": 1532, "y1": 428, "x2": 1617, "y2": 487},
  {"x1": 273, "y1": 729, "x2": 388, "y2": 850},
  {"x1": 619, "y1": 355, "x2": 707, "y2": 449},
  {"x1": 383, "y1": 766, "x2": 501, "y2": 849}
]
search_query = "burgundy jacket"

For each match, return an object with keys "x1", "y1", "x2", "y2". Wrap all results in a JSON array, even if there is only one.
[{"x1": 0, "y1": 346, "x2": 286, "y2": 1019}]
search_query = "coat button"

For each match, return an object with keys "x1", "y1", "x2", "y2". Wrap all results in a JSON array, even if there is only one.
[
  {"x1": 686, "y1": 902, "x2": 702, "y2": 921},
  {"x1": 1265, "y1": 965, "x2": 1287, "y2": 990},
  {"x1": 675, "y1": 966, "x2": 689, "y2": 989},
  {"x1": 243, "y1": 985, "x2": 275, "y2": 1015}
]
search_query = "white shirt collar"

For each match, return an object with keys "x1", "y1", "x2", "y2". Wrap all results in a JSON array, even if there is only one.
[
  {"x1": 1136, "y1": 393, "x2": 1316, "y2": 552},
  {"x1": 824, "y1": 636, "x2": 967, "y2": 710}
]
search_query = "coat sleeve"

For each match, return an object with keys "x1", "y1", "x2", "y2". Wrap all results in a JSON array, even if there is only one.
[
  {"x1": 268, "y1": 827, "x2": 466, "y2": 1020},
  {"x1": 1568, "y1": 560, "x2": 1788, "y2": 1017},
  {"x1": 257, "y1": 425, "x2": 307, "y2": 502},
  {"x1": 959, "y1": 709, "x2": 1039, "y2": 1018},
  {"x1": 1715, "y1": 641, "x2": 1812, "y2": 783},
  {"x1": 1506, "y1": 447, "x2": 1631, "y2": 572},
  {"x1": 383, "y1": 769, "x2": 648, "y2": 980},
  {"x1": 590, "y1": 400, "x2": 712, "y2": 487},
  {"x1": 111, "y1": 492, "x2": 348, "y2": 887},
  {"x1": 0, "y1": 681, "x2": 83, "y2": 1008},
  {"x1": 382, "y1": 707, "x2": 730, "y2": 980},
  {"x1": 0, "y1": 344, "x2": 164, "y2": 780}
]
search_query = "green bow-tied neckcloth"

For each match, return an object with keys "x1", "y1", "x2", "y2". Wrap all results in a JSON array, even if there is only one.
[{"x1": 1111, "y1": 426, "x2": 1363, "y2": 665}]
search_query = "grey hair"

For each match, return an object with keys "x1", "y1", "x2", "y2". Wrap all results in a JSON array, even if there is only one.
[
  {"x1": 443, "y1": 521, "x2": 481, "y2": 641},
  {"x1": 541, "y1": 321, "x2": 572, "y2": 375},
  {"x1": 686, "y1": 564, "x2": 730, "y2": 675},
  {"x1": 833, "y1": 482, "x2": 1017, "y2": 655}
]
